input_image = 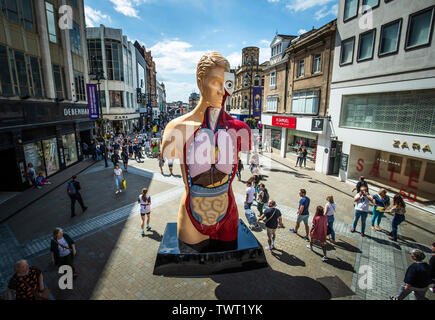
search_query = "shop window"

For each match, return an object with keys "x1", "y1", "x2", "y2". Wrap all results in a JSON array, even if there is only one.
[
  {"x1": 387, "y1": 154, "x2": 402, "y2": 173},
  {"x1": 379, "y1": 19, "x2": 402, "y2": 56},
  {"x1": 0, "y1": 45, "x2": 14, "y2": 96},
  {"x1": 23, "y1": 142, "x2": 45, "y2": 177},
  {"x1": 344, "y1": 0, "x2": 358, "y2": 22},
  {"x1": 110, "y1": 90, "x2": 123, "y2": 108},
  {"x1": 357, "y1": 29, "x2": 376, "y2": 62},
  {"x1": 340, "y1": 37, "x2": 355, "y2": 66},
  {"x1": 404, "y1": 158, "x2": 421, "y2": 177},
  {"x1": 340, "y1": 90, "x2": 435, "y2": 135},
  {"x1": 424, "y1": 161, "x2": 435, "y2": 184},
  {"x1": 70, "y1": 22, "x2": 81, "y2": 56},
  {"x1": 62, "y1": 133, "x2": 78, "y2": 166},
  {"x1": 405, "y1": 6, "x2": 435, "y2": 50},
  {"x1": 45, "y1": 2, "x2": 57, "y2": 43},
  {"x1": 271, "y1": 129, "x2": 281, "y2": 149},
  {"x1": 42, "y1": 138, "x2": 60, "y2": 176}
]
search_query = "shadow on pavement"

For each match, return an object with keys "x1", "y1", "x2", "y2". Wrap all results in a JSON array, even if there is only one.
[
  {"x1": 270, "y1": 249, "x2": 306, "y2": 267},
  {"x1": 334, "y1": 239, "x2": 361, "y2": 253},
  {"x1": 143, "y1": 230, "x2": 163, "y2": 242},
  {"x1": 211, "y1": 267, "x2": 331, "y2": 300},
  {"x1": 323, "y1": 257, "x2": 355, "y2": 273},
  {"x1": 364, "y1": 234, "x2": 402, "y2": 251}
]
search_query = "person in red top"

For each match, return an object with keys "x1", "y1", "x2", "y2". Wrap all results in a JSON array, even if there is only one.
[{"x1": 307, "y1": 206, "x2": 329, "y2": 262}]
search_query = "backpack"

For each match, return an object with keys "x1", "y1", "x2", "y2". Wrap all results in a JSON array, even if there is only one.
[
  {"x1": 263, "y1": 188, "x2": 269, "y2": 203},
  {"x1": 67, "y1": 181, "x2": 76, "y2": 195}
]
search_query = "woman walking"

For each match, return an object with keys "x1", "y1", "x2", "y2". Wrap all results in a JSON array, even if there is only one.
[
  {"x1": 371, "y1": 189, "x2": 390, "y2": 231},
  {"x1": 307, "y1": 206, "x2": 329, "y2": 261},
  {"x1": 138, "y1": 187, "x2": 152, "y2": 234},
  {"x1": 50, "y1": 228, "x2": 78, "y2": 277},
  {"x1": 295, "y1": 148, "x2": 302, "y2": 167},
  {"x1": 387, "y1": 194, "x2": 406, "y2": 242},
  {"x1": 325, "y1": 196, "x2": 337, "y2": 243},
  {"x1": 121, "y1": 148, "x2": 129, "y2": 172},
  {"x1": 113, "y1": 164, "x2": 124, "y2": 194},
  {"x1": 302, "y1": 148, "x2": 308, "y2": 168}
]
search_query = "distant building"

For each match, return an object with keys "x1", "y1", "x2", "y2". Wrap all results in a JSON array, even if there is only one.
[{"x1": 189, "y1": 92, "x2": 200, "y2": 112}]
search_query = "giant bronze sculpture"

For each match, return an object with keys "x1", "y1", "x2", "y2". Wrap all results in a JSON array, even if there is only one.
[{"x1": 154, "y1": 52, "x2": 267, "y2": 275}]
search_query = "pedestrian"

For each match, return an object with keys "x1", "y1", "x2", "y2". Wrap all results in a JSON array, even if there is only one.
[
  {"x1": 50, "y1": 227, "x2": 78, "y2": 277},
  {"x1": 386, "y1": 194, "x2": 406, "y2": 242},
  {"x1": 90, "y1": 140, "x2": 97, "y2": 160},
  {"x1": 307, "y1": 206, "x2": 329, "y2": 261},
  {"x1": 371, "y1": 189, "x2": 390, "y2": 231},
  {"x1": 302, "y1": 148, "x2": 308, "y2": 168},
  {"x1": 295, "y1": 148, "x2": 302, "y2": 167},
  {"x1": 167, "y1": 158, "x2": 174, "y2": 175},
  {"x1": 96, "y1": 145, "x2": 102, "y2": 160},
  {"x1": 138, "y1": 187, "x2": 152, "y2": 234},
  {"x1": 429, "y1": 242, "x2": 435, "y2": 293},
  {"x1": 390, "y1": 249, "x2": 432, "y2": 300},
  {"x1": 352, "y1": 176, "x2": 369, "y2": 194},
  {"x1": 237, "y1": 157, "x2": 243, "y2": 181},
  {"x1": 290, "y1": 189, "x2": 310, "y2": 242},
  {"x1": 257, "y1": 200, "x2": 282, "y2": 251},
  {"x1": 256, "y1": 183, "x2": 269, "y2": 216},
  {"x1": 252, "y1": 167, "x2": 261, "y2": 192},
  {"x1": 351, "y1": 186, "x2": 373, "y2": 237},
  {"x1": 245, "y1": 181, "x2": 256, "y2": 210},
  {"x1": 325, "y1": 196, "x2": 337, "y2": 243},
  {"x1": 128, "y1": 141, "x2": 134, "y2": 159},
  {"x1": 26, "y1": 162, "x2": 40, "y2": 189},
  {"x1": 121, "y1": 148, "x2": 129, "y2": 172},
  {"x1": 67, "y1": 175, "x2": 87, "y2": 218},
  {"x1": 100, "y1": 142, "x2": 108, "y2": 167},
  {"x1": 113, "y1": 164, "x2": 124, "y2": 194},
  {"x1": 35, "y1": 172, "x2": 51, "y2": 186},
  {"x1": 111, "y1": 151, "x2": 120, "y2": 167},
  {"x1": 82, "y1": 142, "x2": 89, "y2": 159},
  {"x1": 7, "y1": 260, "x2": 48, "y2": 300}
]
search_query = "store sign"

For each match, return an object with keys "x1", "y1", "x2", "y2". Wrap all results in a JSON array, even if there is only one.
[
  {"x1": 311, "y1": 118, "x2": 324, "y2": 131},
  {"x1": 86, "y1": 84, "x2": 99, "y2": 119},
  {"x1": 393, "y1": 140, "x2": 431, "y2": 152},
  {"x1": 272, "y1": 116, "x2": 296, "y2": 129},
  {"x1": 63, "y1": 107, "x2": 89, "y2": 117}
]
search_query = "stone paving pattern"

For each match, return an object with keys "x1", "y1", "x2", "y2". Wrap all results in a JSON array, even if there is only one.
[{"x1": 0, "y1": 151, "x2": 433, "y2": 300}]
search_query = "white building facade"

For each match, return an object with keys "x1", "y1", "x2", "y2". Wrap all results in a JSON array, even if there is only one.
[{"x1": 325, "y1": 0, "x2": 435, "y2": 207}]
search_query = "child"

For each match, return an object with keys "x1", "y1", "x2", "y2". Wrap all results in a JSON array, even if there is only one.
[{"x1": 36, "y1": 172, "x2": 51, "y2": 186}]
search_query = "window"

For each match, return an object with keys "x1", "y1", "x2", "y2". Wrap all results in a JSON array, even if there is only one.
[
  {"x1": 297, "y1": 59, "x2": 304, "y2": 77},
  {"x1": 404, "y1": 158, "x2": 422, "y2": 177},
  {"x1": 74, "y1": 72, "x2": 85, "y2": 101},
  {"x1": 30, "y1": 56, "x2": 43, "y2": 97},
  {"x1": 0, "y1": 45, "x2": 13, "y2": 96},
  {"x1": 126, "y1": 91, "x2": 130, "y2": 108},
  {"x1": 340, "y1": 37, "x2": 355, "y2": 66},
  {"x1": 340, "y1": 90, "x2": 435, "y2": 136},
  {"x1": 9, "y1": 48, "x2": 18, "y2": 94},
  {"x1": 105, "y1": 40, "x2": 124, "y2": 81},
  {"x1": 379, "y1": 19, "x2": 402, "y2": 56},
  {"x1": 269, "y1": 71, "x2": 276, "y2": 88},
  {"x1": 266, "y1": 96, "x2": 278, "y2": 112},
  {"x1": 344, "y1": 0, "x2": 358, "y2": 22},
  {"x1": 45, "y1": 2, "x2": 56, "y2": 43},
  {"x1": 291, "y1": 91, "x2": 319, "y2": 114},
  {"x1": 110, "y1": 90, "x2": 123, "y2": 108},
  {"x1": 53, "y1": 64, "x2": 64, "y2": 99},
  {"x1": 312, "y1": 54, "x2": 321, "y2": 73},
  {"x1": 87, "y1": 39, "x2": 103, "y2": 73},
  {"x1": 70, "y1": 22, "x2": 81, "y2": 55},
  {"x1": 3, "y1": 0, "x2": 18, "y2": 22},
  {"x1": 14, "y1": 50, "x2": 29, "y2": 97},
  {"x1": 357, "y1": 29, "x2": 376, "y2": 62},
  {"x1": 388, "y1": 155, "x2": 402, "y2": 173},
  {"x1": 261, "y1": 76, "x2": 264, "y2": 87},
  {"x1": 271, "y1": 43, "x2": 282, "y2": 57},
  {"x1": 424, "y1": 161, "x2": 435, "y2": 183},
  {"x1": 19, "y1": 0, "x2": 34, "y2": 31},
  {"x1": 361, "y1": 0, "x2": 379, "y2": 11},
  {"x1": 68, "y1": 0, "x2": 77, "y2": 6},
  {"x1": 243, "y1": 96, "x2": 247, "y2": 109},
  {"x1": 405, "y1": 6, "x2": 435, "y2": 50}
]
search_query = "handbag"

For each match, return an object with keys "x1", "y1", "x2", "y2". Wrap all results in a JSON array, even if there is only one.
[
  {"x1": 122, "y1": 179, "x2": 126, "y2": 189},
  {"x1": 19, "y1": 276, "x2": 50, "y2": 300}
]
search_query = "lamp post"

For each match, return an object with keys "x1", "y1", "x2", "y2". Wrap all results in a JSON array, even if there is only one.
[
  {"x1": 89, "y1": 55, "x2": 106, "y2": 135},
  {"x1": 243, "y1": 54, "x2": 260, "y2": 125}
]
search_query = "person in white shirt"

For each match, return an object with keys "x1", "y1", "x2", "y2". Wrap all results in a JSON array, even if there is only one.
[
  {"x1": 167, "y1": 158, "x2": 174, "y2": 175},
  {"x1": 245, "y1": 181, "x2": 256, "y2": 210},
  {"x1": 113, "y1": 164, "x2": 124, "y2": 194},
  {"x1": 351, "y1": 186, "x2": 373, "y2": 237},
  {"x1": 138, "y1": 187, "x2": 152, "y2": 234},
  {"x1": 325, "y1": 196, "x2": 337, "y2": 243}
]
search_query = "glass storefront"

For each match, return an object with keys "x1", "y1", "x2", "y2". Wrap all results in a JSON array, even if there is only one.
[
  {"x1": 286, "y1": 129, "x2": 317, "y2": 161},
  {"x1": 42, "y1": 138, "x2": 60, "y2": 176},
  {"x1": 268, "y1": 126, "x2": 282, "y2": 149},
  {"x1": 23, "y1": 142, "x2": 45, "y2": 176},
  {"x1": 62, "y1": 133, "x2": 78, "y2": 166}
]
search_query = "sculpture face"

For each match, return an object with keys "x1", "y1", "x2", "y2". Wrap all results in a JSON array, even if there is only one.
[{"x1": 200, "y1": 66, "x2": 226, "y2": 108}]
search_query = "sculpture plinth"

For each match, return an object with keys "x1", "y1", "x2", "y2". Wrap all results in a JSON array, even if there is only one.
[{"x1": 153, "y1": 219, "x2": 268, "y2": 276}]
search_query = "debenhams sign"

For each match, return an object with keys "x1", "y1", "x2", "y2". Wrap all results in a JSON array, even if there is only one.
[{"x1": 63, "y1": 106, "x2": 89, "y2": 117}]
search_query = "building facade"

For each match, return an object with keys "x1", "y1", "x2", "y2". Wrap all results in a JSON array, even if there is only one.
[
  {"x1": 230, "y1": 47, "x2": 267, "y2": 122},
  {"x1": 0, "y1": 0, "x2": 94, "y2": 191},
  {"x1": 86, "y1": 24, "x2": 139, "y2": 135},
  {"x1": 326, "y1": 0, "x2": 435, "y2": 207},
  {"x1": 189, "y1": 92, "x2": 200, "y2": 113}
]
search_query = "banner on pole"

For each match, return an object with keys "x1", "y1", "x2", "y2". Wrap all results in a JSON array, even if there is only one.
[{"x1": 86, "y1": 84, "x2": 99, "y2": 120}]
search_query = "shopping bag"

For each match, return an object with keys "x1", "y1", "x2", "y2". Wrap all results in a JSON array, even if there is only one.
[{"x1": 122, "y1": 179, "x2": 126, "y2": 189}]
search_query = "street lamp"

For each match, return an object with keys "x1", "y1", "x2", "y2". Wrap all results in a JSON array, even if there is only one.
[
  {"x1": 89, "y1": 55, "x2": 106, "y2": 136},
  {"x1": 243, "y1": 54, "x2": 259, "y2": 123}
]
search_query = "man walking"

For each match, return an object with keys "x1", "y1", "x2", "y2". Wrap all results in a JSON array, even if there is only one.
[
  {"x1": 256, "y1": 183, "x2": 269, "y2": 216},
  {"x1": 351, "y1": 186, "x2": 373, "y2": 237},
  {"x1": 245, "y1": 181, "x2": 256, "y2": 210},
  {"x1": 67, "y1": 175, "x2": 87, "y2": 218},
  {"x1": 352, "y1": 176, "x2": 369, "y2": 194},
  {"x1": 290, "y1": 189, "x2": 310, "y2": 242},
  {"x1": 100, "y1": 142, "x2": 108, "y2": 167},
  {"x1": 258, "y1": 200, "x2": 282, "y2": 250}
]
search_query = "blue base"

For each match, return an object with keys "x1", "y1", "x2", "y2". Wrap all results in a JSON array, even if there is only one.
[{"x1": 153, "y1": 219, "x2": 268, "y2": 276}]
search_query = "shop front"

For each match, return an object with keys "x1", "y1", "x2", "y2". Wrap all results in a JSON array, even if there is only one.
[
  {"x1": 285, "y1": 129, "x2": 318, "y2": 161},
  {"x1": 104, "y1": 113, "x2": 140, "y2": 135}
]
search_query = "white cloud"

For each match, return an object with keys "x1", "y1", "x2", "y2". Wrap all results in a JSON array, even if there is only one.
[
  {"x1": 259, "y1": 46, "x2": 270, "y2": 64},
  {"x1": 286, "y1": 0, "x2": 335, "y2": 12},
  {"x1": 226, "y1": 51, "x2": 241, "y2": 69},
  {"x1": 164, "y1": 81, "x2": 198, "y2": 103},
  {"x1": 110, "y1": 0, "x2": 139, "y2": 18},
  {"x1": 267, "y1": 0, "x2": 280, "y2": 2},
  {"x1": 84, "y1": 6, "x2": 112, "y2": 27},
  {"x1": 297, "y1": 29, "x2": 307, "y2": 35},
  {"x1": 259, "y1": 39, "x2": 270, "y2": 46},
  {"x1": 315, "y1": 4, "x2": 338, "y2": 20}
]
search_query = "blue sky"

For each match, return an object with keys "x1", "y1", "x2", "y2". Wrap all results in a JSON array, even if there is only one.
[{"x1": 84, "y1": 0, "x2": 338, "y2": 102}]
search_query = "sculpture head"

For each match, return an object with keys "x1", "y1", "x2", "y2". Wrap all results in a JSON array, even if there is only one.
[{"x1": 196, "y1": 51, "x2": 230, "y2": 108}]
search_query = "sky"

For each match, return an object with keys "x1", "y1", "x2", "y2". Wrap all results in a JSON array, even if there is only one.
[{"x1": 84, "y1": 0, "x2": 338, "y2": 103}]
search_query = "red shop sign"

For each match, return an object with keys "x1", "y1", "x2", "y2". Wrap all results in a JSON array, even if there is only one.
[{"x1": 272, "y1": 116, "x2": 296, "y2": 129}]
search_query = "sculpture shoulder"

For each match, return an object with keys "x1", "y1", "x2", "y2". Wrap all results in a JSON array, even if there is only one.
[{"x1": 223, "y1": 112, "x2": 251, "y2": 132}]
